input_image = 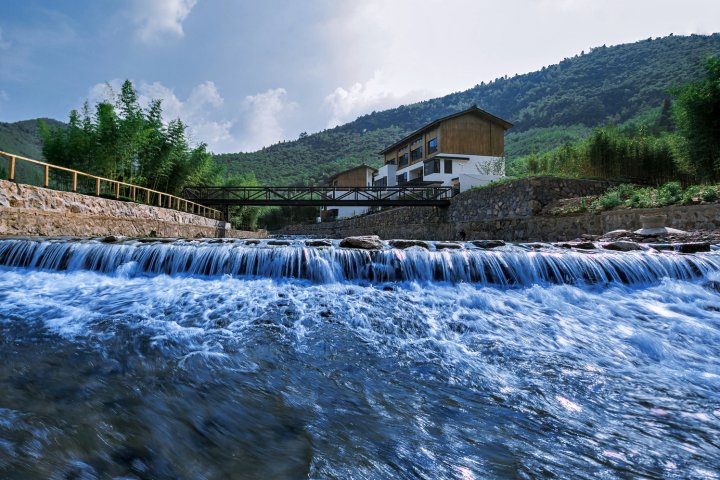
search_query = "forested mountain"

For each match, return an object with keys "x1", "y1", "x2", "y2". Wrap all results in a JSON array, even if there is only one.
[
  {"x1": 216, "y1": 33, "x2": 720, "y2": 185},
  {"x1": 0, "y1": 118, "x2": 65, "y2": 160}
]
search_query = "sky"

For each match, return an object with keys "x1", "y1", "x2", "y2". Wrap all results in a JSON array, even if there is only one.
[{"x1": 1, "y1": 0, "x2": 719, "y2": 153}]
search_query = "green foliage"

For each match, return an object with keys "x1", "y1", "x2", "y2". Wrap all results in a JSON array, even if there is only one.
[
  {"x1": 518, "y1": 124, "x2": 683, "y2": 183},
  {"x1": 672, "y1": 56, "x2": 720, "y2": 181},
  {"x1": 589, "y1": 181, "x2": 717, "y2": 212},
  {"x1": 258, "y1": 206, "x2": 320, "y2": 230},
  {"x1": 681, "y1": 184, "x2": 720, "y2": 203},
  {"x1": 39, "y1": 80, "x2": 221, "y2": 196},
  {"x1": 223, "y1": 172, "x2": 265, "y2": 230},
  {"x1": 0, "y1": 118, "x2": 65, "y2": 160}
]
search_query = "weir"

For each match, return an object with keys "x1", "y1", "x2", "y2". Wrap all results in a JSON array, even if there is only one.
[{"x1": 1, "y1": 238, "x2": 718, "y2": 286}]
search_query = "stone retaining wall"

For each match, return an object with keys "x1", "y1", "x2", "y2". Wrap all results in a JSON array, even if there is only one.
[
  {"x1": 0, "y1": 180, "x2": 263, "y2": 239},
  {"x1": 278, "y1": 177, "x2": 720, "y2": 241}
]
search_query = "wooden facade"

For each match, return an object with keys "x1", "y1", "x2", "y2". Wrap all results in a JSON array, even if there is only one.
[
  {"x1": 328, "y1": 164, "x2": 378, "y2": 188},
  {"x1": 381, "y1": 106, "x2": 512, "y2": 167}
]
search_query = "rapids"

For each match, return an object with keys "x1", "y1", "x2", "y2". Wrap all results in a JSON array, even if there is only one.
[{"x1": 0, "y1": 238, "x2": 719, "y2": 479}]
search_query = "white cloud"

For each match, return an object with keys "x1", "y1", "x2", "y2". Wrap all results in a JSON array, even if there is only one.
[
  {"x1": 242, "y1": 88, "x2": 298, "y2": 151},
  {"x1": 85, "y1": 79, "x2": 238, "y2": 152},
  {"x1": 324, "y1": 70, "x2": 428, "y2": 128},
  {"x1": 131, "y1": 0, "x2": 197, "y2": 44}
]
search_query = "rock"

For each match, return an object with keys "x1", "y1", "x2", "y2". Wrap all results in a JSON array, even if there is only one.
[
  {"x1": 471, "y1": 240, "x2": 506, "y2": 249},
  {"x1": 529, "y1": 200, "x2": 543, "y2": 214},
  {"x1": 581, "y1": 234, "x2": 600, "y2": 241},
  {"x1": 648, "y1": 243, "x2": 674, "y2": 252},
  {"x1": 305, "y1": 239, "x2": 332, "y2": 247},
  {"x1": 435, "y1": 242, "x2": 463, "y2": 250},
  {"x1": 556, "y1": 241, "x2": 596, "y2": 250},
  {"x1": 389, "y1": 239, "x2": 429, "y2": 249},
  {"x1": 267, "y1": 240, "x2": 291, "y2": 246},
  {"x1": 603, "y1": 229, "x2": 632, "y2": 239},
  {"x1": 339, "y1": 235, "x2": 383, "y2": 250},
  {"x1": 602, "y1": 241, "x2": 643, "y2": 252},
  {"x1": 245, "y1": 239, "x2": 260, "y2": 245},
  {"x1": 675, "y1": 242, "x2": 711, "y2": 253},
  {"x1": 522, "y1": 243, "x2": 551, "y2": 250},
  {"x1": 101, "y1": 235, "x2": 119, "y2": 243}
]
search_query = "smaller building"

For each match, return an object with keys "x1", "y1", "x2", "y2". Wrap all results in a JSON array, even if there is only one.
[
  {"x1": 373, "y1": 106, "x2": 512, "y2": 193},
  {"x1": 323, "y1": 164, "x2": 378, "y2": 220},
  {"x1": 328, "y1": 164, "x2": 377, "y2": 189}
]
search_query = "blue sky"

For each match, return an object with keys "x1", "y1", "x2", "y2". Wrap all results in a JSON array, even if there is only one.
[{"x1": 1, "y1": 0, "x2": 719, "y2": 153}]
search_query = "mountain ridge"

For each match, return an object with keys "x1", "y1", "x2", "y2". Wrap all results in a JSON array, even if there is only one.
[{"x1": 216, "y1": 33, "x2": 720, "y2": 185}]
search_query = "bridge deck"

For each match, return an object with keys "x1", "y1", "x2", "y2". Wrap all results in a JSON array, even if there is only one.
[{"x1": 182, "y1": 186, "x2": 454, "y2": 207}]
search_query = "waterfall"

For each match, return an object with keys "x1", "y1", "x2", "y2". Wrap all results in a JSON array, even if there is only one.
[{"x1": 1, "y1": 238, "x2": 718, "y2": 286}]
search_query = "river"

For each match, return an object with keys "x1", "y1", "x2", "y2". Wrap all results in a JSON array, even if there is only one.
[{"x1": 0, "y1": 238, "x2": 719, "y2": 479}]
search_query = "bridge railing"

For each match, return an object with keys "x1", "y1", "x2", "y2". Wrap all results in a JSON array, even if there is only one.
[
  {"x1": 0, "y1": 150, "x2": 223, "y2": 221},
  {"x1": 182, "y1": 185, "x2": 455, "y2": 205}
]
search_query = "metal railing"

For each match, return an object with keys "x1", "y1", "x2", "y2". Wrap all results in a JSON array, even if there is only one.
[
  {"x1": 182, "y1": 185, "x2": 455, "y2": 207},
  {"x1": 0, "y1": 150, "x2": 222, "y2": 221}
]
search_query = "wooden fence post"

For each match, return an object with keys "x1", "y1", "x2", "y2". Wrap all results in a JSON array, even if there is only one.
[
  {"x1": 96, "y1": 178, "x2": 101, "y2": 196},
  {"x1": 72, "y1": 172, "x2": 77, "y2": 192},
  {"x1": 9, "y1": 156, "x2": 15, "y2": 181},
  {"x1": 43, "y1": 165, "x2": 49, "y2": 187}
]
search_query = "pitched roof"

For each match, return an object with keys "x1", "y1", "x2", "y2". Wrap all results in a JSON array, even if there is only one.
[
  {"x1": 328, "y1": 163, "x2": 378, "y2": 181},
  {"x1": 379, "y1": 106, "x2": 513, "y2": 154}
]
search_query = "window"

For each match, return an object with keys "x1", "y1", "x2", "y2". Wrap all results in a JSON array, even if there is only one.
[
  {"x1": 444, "y1": 159, "x2": 453, "y2": 174},
  {"x1": 374, "y1": 177, "x2": 387, "y2": 188},
  {"x1": 397, "y1": 145, "x2": 408, "y2": 155},
  {"x1": 398, "y1": 153, "x2": 409, "y2": 166},
  {"x1": 396, "y1": 172, "x2": 408, "y2": 185},
  {"x1": 427, "y1": 137, "x2": 438, "y2": 154},
  {"x1": 386, "y1": 159, "x2": 396, "y2": 165},
  {"x1": 411, "y1": 146, "x2": 423, "y2": 161},
  {"x1": 424, "y1": 159, "x2": 440, "y2": 176}
]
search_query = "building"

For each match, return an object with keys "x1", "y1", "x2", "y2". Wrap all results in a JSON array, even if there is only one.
[
  {"x1": 328, "y1": 164, "x2": 377, "y2": 189},
  {"x1": 322, "y1": 164, "x2": 378, "y2": 220},
  {"x1": 373, "y1": 106, "x2": 513, "y2": 192}
]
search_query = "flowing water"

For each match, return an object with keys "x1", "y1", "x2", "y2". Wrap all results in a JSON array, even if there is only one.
[{"x1": 0, "y1": 238, "x2": 719, "y2": 479}]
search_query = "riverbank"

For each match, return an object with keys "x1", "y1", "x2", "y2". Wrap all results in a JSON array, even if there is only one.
[{"x1": 277, "y1": 177, "x2": 720, "y2": 242}]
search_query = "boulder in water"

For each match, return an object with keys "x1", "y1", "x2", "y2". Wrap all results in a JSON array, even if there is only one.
[
  {"x1": 389, "y1": 239, "x2": 429, "y2": 249},
  {"x1": 556, "y1": 241, "x2": 596, "y2": 250},
  {"x1": 675, "y1": 242, "x2": 711, "y2": 253},
  {"x1": 305, "y1": 239, "x2": 332, "y2": 247},
  {"x1": 435, "y1": 242, "x2": 463, "y2": 250},
  {"x1": 267, "y1": 240, "x2": 292, "y2": 246},
  {"x1": 471, "y1": 240, "x2": 505, "y2": 249},
  {"x1": 339, "y1": 235, "x2": 383, "y2": 250},
  {"x1": 245, "y1": 239, "x2": 260, "y2": 245},
  {"x1": 602, "y1": 241, "x2": 643, "y2": 252},
  {"x1": 101, "y1": 235, "x2": 119, "y2": 243}
]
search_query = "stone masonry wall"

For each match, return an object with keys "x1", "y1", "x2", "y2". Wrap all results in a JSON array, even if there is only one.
[
  {"x1": 448, "y1": 176, "x2": 612, "y2": 223},
  {"x1": 0, "y1": 180, "x2": 263, "y2": 239},
  {"x1": 279, "y1": 177, "x2": 720, "y2": 241}
]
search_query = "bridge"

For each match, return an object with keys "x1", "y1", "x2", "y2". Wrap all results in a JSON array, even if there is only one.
[{"x1": 182, "y1": 185, "x2": 455, "y2": 218}]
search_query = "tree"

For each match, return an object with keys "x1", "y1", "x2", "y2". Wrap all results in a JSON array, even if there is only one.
[
  {"x1": 672, "y1": 57, "x2": 720, "y2": 181},
  {"x1": 39, "y1": 79, "x2": 235, "y2": 198}
]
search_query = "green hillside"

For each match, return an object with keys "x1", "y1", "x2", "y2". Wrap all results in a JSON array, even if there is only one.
[
  {"x1": 0, "y1": 118, "x2": 65, "y2": 160},
  {"x1": 216, "y1": 33, "x2": 720, "y2": 185}
]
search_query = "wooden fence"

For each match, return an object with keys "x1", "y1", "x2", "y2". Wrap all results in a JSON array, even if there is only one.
[{"x1": 0, "y1": 150, "x2": 222, "y2": 221}]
